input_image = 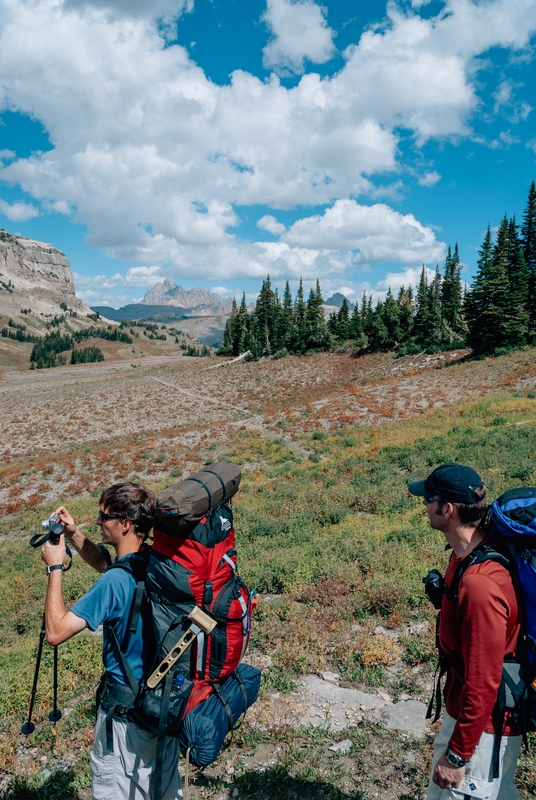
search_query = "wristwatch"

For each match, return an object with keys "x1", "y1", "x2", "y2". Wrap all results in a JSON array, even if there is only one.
[
  {"x1": 46, "y1": 564, "x2": 64, "y2": 575},
  {"x1": 445, "y1": 745, "x2": 470, "y2": 768}
]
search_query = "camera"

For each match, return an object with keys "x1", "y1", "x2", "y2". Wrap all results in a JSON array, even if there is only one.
[
  {"x1": 422, "y1": 569, "x2": 446, "y2": 609},
  {"x1": 41, "y1": 513, "x2": 64, "y2": 541}
]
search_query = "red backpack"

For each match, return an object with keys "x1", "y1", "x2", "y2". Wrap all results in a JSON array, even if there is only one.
[{"x1": 148, "y1": 489, "x2": 252, "y2": 715}]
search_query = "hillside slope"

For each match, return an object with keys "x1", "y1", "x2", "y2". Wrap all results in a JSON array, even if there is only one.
[
  {"x1": 0, "y1": 230, "x2": 92, "y2": 317},
  {"x1": 1, "y1": 347, "x2": 536, "y2": 798}
]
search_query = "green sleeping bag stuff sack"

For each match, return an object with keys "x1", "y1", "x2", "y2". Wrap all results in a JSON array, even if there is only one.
[{"x1": 155, "y1": 461, "x2": 242, "y2": 534}]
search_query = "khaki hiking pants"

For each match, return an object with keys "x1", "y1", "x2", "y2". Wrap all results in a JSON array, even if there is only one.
[
  {"x1": 90, "y1": 707, "x2": 183, "y2": 800},
  {"x1": 426, "y1": 712, "x2": 521, "y2": 800}
]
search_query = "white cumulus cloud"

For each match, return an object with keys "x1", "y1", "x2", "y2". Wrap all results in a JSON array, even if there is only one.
[
  {"x1": 0, "y1": 198, "x2": 39, "y2": 221},
  {"x1": 262, "y1": 0, "x2": 336, "y2": 74},
  {"x1": 63, "y1": 0, "x2": 193, "y2": 21},
  {"x1": 257, "y1": 214, "x2": 287, "y2": 235},
  {"x1": 0, "y1": 0, "x2": 534, "y2": 285},
  {"x1": 418, "y1": 171, "x2": 441, "y2": 186},
  {"x1": 282, "y1": 199, "x2": 445, "y2": 264}
]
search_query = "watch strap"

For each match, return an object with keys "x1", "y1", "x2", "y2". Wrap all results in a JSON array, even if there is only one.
[
  {"x1": 46, "y1": 564, "x2": 64, "y2": 575},
  {"x1": 445, "y1": 745, "x2": 470, "y2": 767}
]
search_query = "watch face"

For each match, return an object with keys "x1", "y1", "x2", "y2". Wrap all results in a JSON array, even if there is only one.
[{"x1": 446, "y1": 751, "x2": 467, "y2": 767}]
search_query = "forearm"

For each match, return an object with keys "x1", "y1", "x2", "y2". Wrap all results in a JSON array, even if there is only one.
[
  {"x1": 44, "y1": 571, "x2": 87, "y2": 645},
  {"x1": 45, "y1": 571, "x2": 69, "y2": 644},
  {"x1": 66, "y1": 528, "x2": 107, "y2": 572}
]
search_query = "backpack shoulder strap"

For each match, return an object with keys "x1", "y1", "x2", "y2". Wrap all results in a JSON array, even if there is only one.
[
  {"x1": 98, "y1": 543, "x2": 113, "y2": 568},
  {"x1": 446, "y1": 543, "x2": 511, "y2": 603},
  {"x1": 104, "y1": 550, "x2": 149, "y2": 694}
]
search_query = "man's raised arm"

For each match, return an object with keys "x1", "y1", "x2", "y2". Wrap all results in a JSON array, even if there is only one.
[{"x1": 55, "y1": 506, "x2": 108, "y2": 572}]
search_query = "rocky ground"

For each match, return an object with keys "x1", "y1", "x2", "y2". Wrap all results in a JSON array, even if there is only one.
[{"x1": 1, "y1": 347, "x2": 536, "y2": 516}]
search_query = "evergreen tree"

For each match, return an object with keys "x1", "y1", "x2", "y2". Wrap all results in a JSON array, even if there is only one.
[
  {"x1": 506, "y1": 248, "x2": 530, "y2": 348},
  {"x1": 253, "y1": 275, "x2": 277, "y2": 355},
  {"x1": 466, "y1": 220, "x2": 511, "y2": 353},
  {"x1": 428, "y1": 266, "x2": 443, "y2": 347},
  {"x1": 349, "y1": 300, "x2": 364, "y2": 341},
  {"x1": 289, "y1": 278, "x2": 308, "y2": 353},
  {"x1": 367, "y1": 300, "x2": 389, "y2": 350},
  {"x1": 441, "y1": 244, "x2": 463, "y2": 339},
  {"x1": 270, "y1": 288, "x2": 285, "y2": 352},
  {"x1": 305, "y1": 280, "x2": 330, "y2": 350},
  {"x1": 521, "y1": 180, "x2": 536, "y2": 337},
  {"x1": 507, "y1": 216, "x2": 521, "y2": 278},
  {"x1": 465, "y1": 225, "x2": 493, "y2": 352},
  {"x1": 381, "y1": 288, "x2": 401, "y2": 348},
  {"x1": 221, "y1": 298, "x2": 239, "y2": 354},
  {"x1": 336, "y1": 297, "x2": 352, "y2": 339},
  {"x1": 281, "y1": 281, "x2": 294, "y2": 346},
  {"x1": 237, "y1": 292, "x2": 249, "y2": 353},
  {"x1": 412, "y1": 266, "x2": 430, "y2": 347},
  {"x1": 397, "y1": 286, "x2": 414, "y2": 344},
  {"x1": 327, "y1": 310, "x2": 339, "y2": 336},
  {"x1": 361, "y1": 293, "x2": 375, "y2": 342}
]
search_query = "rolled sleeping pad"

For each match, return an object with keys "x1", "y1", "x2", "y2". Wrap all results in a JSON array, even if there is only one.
[
  {"x1": 179, "y1": 663, "x2": 261, "y2": 767},
  {"x1": 156, "y1": 461, "x2": 242, "y2": 533}
]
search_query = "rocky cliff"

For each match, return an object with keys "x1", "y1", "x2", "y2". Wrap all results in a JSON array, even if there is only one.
[
  {"x1": 0, "y1": 230, "x2": 92, "y2": 316},
  {"x1": 141, "y1": 280, "x2": 231, "y2": 315}
]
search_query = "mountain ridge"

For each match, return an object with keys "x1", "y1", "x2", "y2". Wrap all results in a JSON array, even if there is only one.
[
  {"x1": 0, "y1": 229, "x2": 93, "y2": 317},
  {"x1": 141, "y1": 280, "x2": 232, "y2": 313}
]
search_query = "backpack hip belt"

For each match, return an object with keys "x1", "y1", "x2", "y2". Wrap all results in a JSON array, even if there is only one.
[{"x1": 98, "y1": 674, "x2": 137, "y2": 755}]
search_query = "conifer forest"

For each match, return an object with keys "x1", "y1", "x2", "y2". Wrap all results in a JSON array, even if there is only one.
[{"x1": 221, "y1": 181, "x2": 536, "y2": 360}]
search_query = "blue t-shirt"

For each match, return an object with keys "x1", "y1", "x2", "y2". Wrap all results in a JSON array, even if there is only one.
[{"x1": 71, "y1": 556, "x2": 148, "y2": 685}]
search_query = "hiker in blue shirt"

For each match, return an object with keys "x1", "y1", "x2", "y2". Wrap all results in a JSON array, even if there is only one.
[{"x1": 40, "y1": 483, "x2": 183, "y2": 800}]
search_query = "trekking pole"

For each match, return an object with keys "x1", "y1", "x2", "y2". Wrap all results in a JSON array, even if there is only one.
[
  {"x1": 22, "y1": 515, "x2": 71, "y2": 735},
  {"x1": 21, "y1": 612, "x2": 46, "y2": 735},
  {"x1": 49, "y1": 645, "x2": 62, "y2": 723}
]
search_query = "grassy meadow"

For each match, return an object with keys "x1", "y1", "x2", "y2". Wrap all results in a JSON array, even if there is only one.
[{"x1": 1, "y1": 383, "x2": 536, "y2": 798}]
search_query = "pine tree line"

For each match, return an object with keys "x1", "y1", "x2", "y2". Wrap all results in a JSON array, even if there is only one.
[
  {"x1": 221, "y1": 181, "x2": 536, "y2": 359},
  {"x1": 220, "y1": 276, "x2": 330, "y2": 358},
  {"x1": 465, "y1": 180, "x2": 536, "y2": 355},
  {"x1": 220, "y1": 252, "x2": 465, "y2": 358}
]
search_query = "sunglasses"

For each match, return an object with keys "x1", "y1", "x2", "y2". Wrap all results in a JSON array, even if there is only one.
[
  {"x1": 423, "y1": 496, "x2": 442, "y2": 504},
  {"x1": 96, "y1": 511, "x2": 125, "y2": 523}
]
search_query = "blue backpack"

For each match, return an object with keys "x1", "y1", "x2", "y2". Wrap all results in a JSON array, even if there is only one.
[{"x1": 488, "y1": 487, "x2": 536, "y2": 668}]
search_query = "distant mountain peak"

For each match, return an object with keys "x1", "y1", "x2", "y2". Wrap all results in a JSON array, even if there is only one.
[
  {"x1": 141, "y1": 280, "x2": 231, "y2": 313},
  {"x1": 325, "y1": 292, "x2": 355, "y2": 311}
]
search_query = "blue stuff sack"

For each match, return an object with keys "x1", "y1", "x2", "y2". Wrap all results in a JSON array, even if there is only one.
[
  {"x1": 490, "y1": 487, "x2": 536, "y2": 666},
  {"x1": 179, "y1": 663, "x2": 261, "y2": 767}
]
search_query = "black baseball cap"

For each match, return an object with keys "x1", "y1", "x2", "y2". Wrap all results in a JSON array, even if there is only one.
[{"x1": 408, "y1": 463, "x2": 484, "y2": 504}]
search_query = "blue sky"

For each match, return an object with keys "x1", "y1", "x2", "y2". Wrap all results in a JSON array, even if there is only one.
[{"x1": 0, "y1": 0, "x2": 535, "y2": 308}]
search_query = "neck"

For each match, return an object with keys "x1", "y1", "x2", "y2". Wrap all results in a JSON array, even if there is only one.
[
  {"x1": 445, "y1": 525, "x2": 484, "y2": 558},
  {"x1": 114, "y1": 535, "x2": 143, "y2": 560}
]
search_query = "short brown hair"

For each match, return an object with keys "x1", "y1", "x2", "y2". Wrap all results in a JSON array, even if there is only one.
[
  {"x1": 439, "y1": 485, "x2": 488, "y2": 527},
  {"x1": 99, "y1": 483, "x2": 155, "y2": 540}
]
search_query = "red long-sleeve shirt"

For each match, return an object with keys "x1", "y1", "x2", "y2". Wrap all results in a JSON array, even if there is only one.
[{"x1": 439, "y1": 550, "x2": 522, "y2": 760}]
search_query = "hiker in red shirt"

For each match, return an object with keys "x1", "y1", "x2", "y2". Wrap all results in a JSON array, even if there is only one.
[{"x1": 409, "y1": 463, "x2": 522, "y2": 800}]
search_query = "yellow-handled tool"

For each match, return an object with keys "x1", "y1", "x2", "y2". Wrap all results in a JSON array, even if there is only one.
[{"x1": 146, "y1": 606, "x2": 217, "y2": 689}]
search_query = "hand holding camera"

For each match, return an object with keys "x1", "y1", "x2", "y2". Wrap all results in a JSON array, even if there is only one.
[
  {"x1": 41, "y1": 531, "x2": 67, "y2": 570},
  {"x1": 422, "y1": 568, "x2": 446, "y2": 609},
  {"x1": 50, "y1": 506, "x2": 77, "y2": 539},
  {"x1": 30, "y1": 510, "x2": 73, "y2": 572}
]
